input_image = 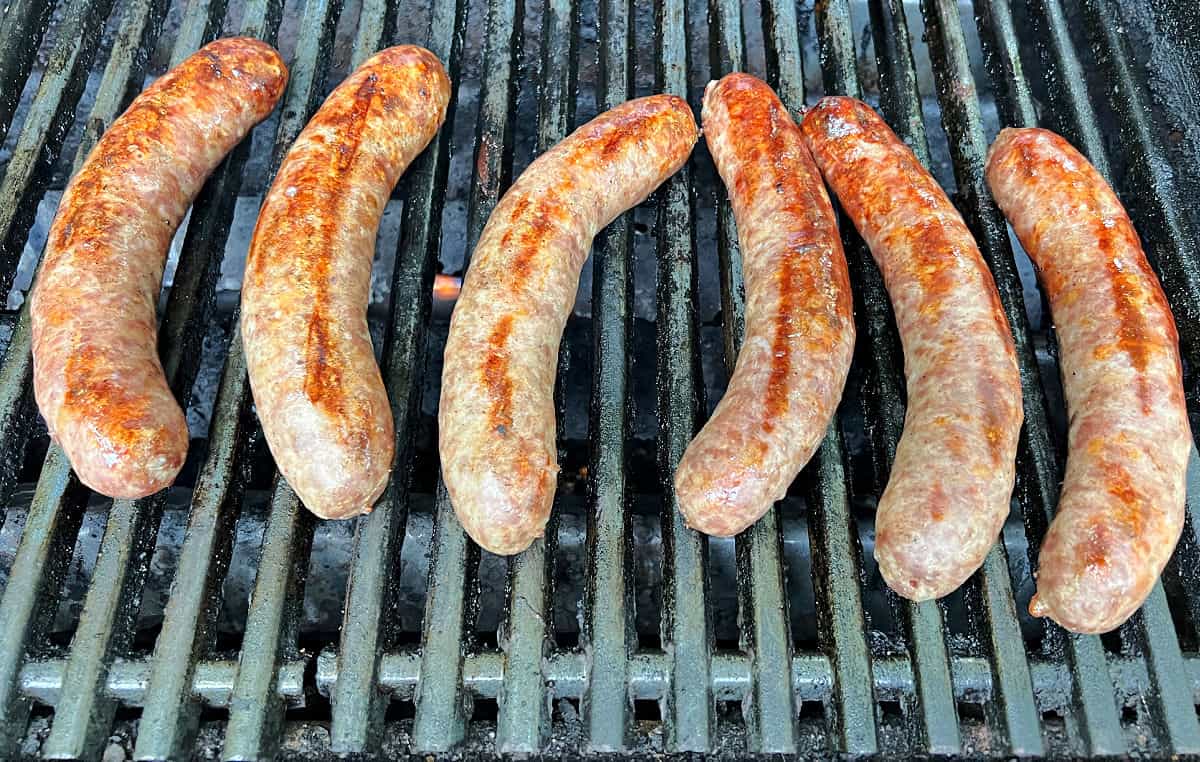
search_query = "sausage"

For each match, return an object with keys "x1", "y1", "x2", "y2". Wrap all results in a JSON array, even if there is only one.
[
  {"x1": 985, "y1": 128, "x2": 1191, "y2": 633},
  {"x1": 440, "y1": 95, "x2": 698, "y2": 554},
  {"x1": 800, "y1": 96, "x2": 1023, "y2": 600},
  {"x1": 673, "y1": 74, "x2": 854, "y2": 536},
  {"x1": 242, "y1": 46, "x2": 450, "y2": 519},
  {"x1": 31, "y1": 38, "x2": 288, "y2": 499}
]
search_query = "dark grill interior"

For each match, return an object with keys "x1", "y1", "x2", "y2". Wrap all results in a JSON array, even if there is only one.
[{"x1": 0, "y1": 0, "x2": 1199, "y2": 757}]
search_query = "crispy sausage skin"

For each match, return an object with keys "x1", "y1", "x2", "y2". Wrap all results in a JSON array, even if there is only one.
[
  {"x1": 801, "y1": 97, "x2": 1023, "y2": 600},
  {"x1": 986, "y1": 128, "x2": 1191, "y2": 634},
  {"x1": 440, "y1": 95, "x2": 698, "y2": 555},
  {"x1": 674, "y1": 74, "x2": 854, "y2": 536},
  {"x1": 242, "y1": 46, "x2": 450, "y2": 519},
  {"x1": 31, "y1": 38, "x2": 287, "y2": 499}
]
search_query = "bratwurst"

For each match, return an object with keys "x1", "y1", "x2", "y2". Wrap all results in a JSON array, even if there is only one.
[
  {"x1": 674, "y1": 74, "x2": 854, "y2": 536},
  {"x1": 242, "y1": 46, "x2": 450, "y2": 519},
  {"x1": 440, "y1": 95, "x2": 698, "y2": 554},
  {"x1": 32, "y1": 38, "x2": 287, "y2": 499},
  {"x1": 800, "y1": 96, "x2": 1023, "y2": 600},
  {"x1": 986, "y1": 127, "x2": 1191, "y2": 634}
]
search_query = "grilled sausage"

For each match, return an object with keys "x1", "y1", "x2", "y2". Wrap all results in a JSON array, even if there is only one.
[
  {"x1": 31, "y1": 38, "x2": 287, "y2": 499},
  {"x1": 986, "y1": 128, "x2": 1191, "y2": 633},
  {"x1": 800, "y1": 96, "x2": 1023, "y2": 600},
  {"x1": 242, "y1": 46, "x2": 450, "y2": 519},
  {"x1": 673, "y1": 74, "x2": 854, "y2": 536},
  {"x1": 440, "y1": 95, "x2": 698, "y2": 554}
]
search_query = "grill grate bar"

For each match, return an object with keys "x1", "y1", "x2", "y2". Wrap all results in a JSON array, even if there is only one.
[
  {"x1": 0, "y1": 0, "x2": 54, "y2": 144},
  {"x1": 710, "y1": 0, "x2": 745, "y2": 369},
  {"x1": 0, "y1": 449, "x2": 90, "y2": 756},
  {"x1": 655, "y1": 0, "x2": 713, "y2": 750},
  {"x1": 708, "y1": 0, "x2": 798, "y2": 751},
  {"x1": 133, "y1": 340, "x2": 255, "y2": 761},
  {"x1": 970, "y1": 0, "x2": 1037, "y2": 127},
  {"x1": 0, "y1": 0, "x2": 121, "y2": 294},
  {"x1": 412, "y1": 482, "x2": 476, "y2": 752},
  {"x1": 581, "y1": 0, "x2": 634, "y2": 749},
  {"x1": 169, "y1": 0, "x2": 233, "y2": 68},
  {"x1": 310, "y1": 646, "x2": 1200, "y2": 706},
  {"x1": 760, "y1": 0, "x2": 802, "y2": 116},
  {"x1": 464, "y1": 0, "x2": 523, "y2": 261},
  {"x1": 22, "y1": 659, "x2": 307, "y2": 708},
  {"x1": 221, "y1": 483, "x2": 314, "y2": 761},
  {"x1": 413, "y1": 0, "x2": 525, "y2": 748},
  {"x1": 214, "y1": 1, "x2": 348, "y2": 758},
  {"x1": 846, "y1": 0, "x2": 960, "y2": 753},
  {"x1": 917, "y1": 0, "x2": 1045, "y2": 754},
  {"x1": 776, "y1": 0, "x2": 882, "y2": 754},
  {"x1": 326, "y1": 0, "x2": 450, "y2": 750},
  {"x1": 494, "y1": 0, "x2": 576, "y2": 751}
]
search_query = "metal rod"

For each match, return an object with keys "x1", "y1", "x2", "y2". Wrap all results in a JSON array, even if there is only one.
[
  {"x1": 0, "y1": 0, "x2": 123, "y2": 293},
  {"x1": 708, "y1": 0, "x2": 798, "y2": 751},
  {"x1": 654, "y1": 0, "x2": 713, "y2": 750},
  {"x1": 0, "y1": 0, "x2": 54, "y2": 144},
  {"x1": 328, "y1": 0, "x2": 457, "y2": 750},
  {"x1": 581, "y1": 0, "x2": 635, "y2": 749},
  {"x1": 495, "y1": 0, "x2": 575, "y2": 750},
  {"x1": 917, "y1": 0, "x2": 1046, "y2": 753}
]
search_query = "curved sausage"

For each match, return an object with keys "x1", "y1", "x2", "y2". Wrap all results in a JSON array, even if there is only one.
[
  {"x1": 440, "y1": 95, "x2": 698, "y2": 554},
  {"x1": 674, "y1": 74, "x2": 854, "y2": 536},
  {"x1": 31, "y1": 38, "x2": 288, "y2": 499},
  {"x1": 242, "y1": 46, "x2": 450, "y2": 519},
  {"x1": 800, "y1": 96, "x2": 1023, "y2": 601},
  {"x1": 986, "y1": 127, "x2": 1191, "y2": 633}
]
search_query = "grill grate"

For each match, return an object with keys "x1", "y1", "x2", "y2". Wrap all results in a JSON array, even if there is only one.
[{"x1": 0, "y1": 0, "x2": 1198, "y2": 757}]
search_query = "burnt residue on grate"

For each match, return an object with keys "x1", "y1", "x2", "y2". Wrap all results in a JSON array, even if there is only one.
[{"x1": 1, "y1": 0, "x2": 1199, "y2": 757}]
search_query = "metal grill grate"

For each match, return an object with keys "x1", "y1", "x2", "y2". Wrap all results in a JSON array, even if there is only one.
[{"x1": 0, "y1": 0, "x2": 1198, "y2": 757}]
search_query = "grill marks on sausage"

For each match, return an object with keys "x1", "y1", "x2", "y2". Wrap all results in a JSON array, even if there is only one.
[
  {"x1": 294, "y1": 75, "x2": 379, "y2": 411},
  {"x1": 62, "y1": 345, "x2": 156, "y2": 452},
  {"x1": 1103, "y1": 257, "x2": 1155, "y2": 413},
  {"x1": 484, "y1": 314, "x2": 516, "y2": 433},
  {"x1": 719, "y1": 86, "x2": 827, "y2": 438}
]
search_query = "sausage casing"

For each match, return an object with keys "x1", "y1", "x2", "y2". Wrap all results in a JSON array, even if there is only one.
[
  {"x1": 242, "y1": 46, "x2": 450, "y2": 519},
  {"x1": 31, "y1": 38, "x2": 288, "y2": 499},
  {"x1": 986, "y1": 127, "x2": 1191, "y2": 633},
  {"x1": 800, "y1": 96, "x2": 1023, "y2": 600},
  {"x1": 440, "y1": 95, "x2": 698, "y2": 554},
  {"x1": 674, "y1": 74, "x2": 854, "y2": 536}
]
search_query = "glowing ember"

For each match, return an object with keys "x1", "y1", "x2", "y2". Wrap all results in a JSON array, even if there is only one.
[{"x1": 433, "y1": 273, "x2": 462, "y2": 302}]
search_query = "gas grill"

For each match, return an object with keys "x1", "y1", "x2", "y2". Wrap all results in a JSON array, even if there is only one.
[{"x1": 0, "y1": 0, "x2": 1199, "y2": 756}]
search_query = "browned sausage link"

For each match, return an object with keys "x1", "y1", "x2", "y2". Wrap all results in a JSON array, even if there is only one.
[
  {"x1": 986, "y1": 128, "x2": 1191, "y2": 633},
  {"x1": 242, "y1": 46, "x2": 450, "y2": 519},
  {"x1": 31, "y1": 38, "x2": 288, "y2": 499},
  {"x1": 440, "y1": 95, "x2": 698, "y2": 555},
  {"x1": 800, "y1": 96, "x2": 1023, "y2": 601},
  {"x1": 674, "y1": 74, "x2": 855, "y2": 536}
]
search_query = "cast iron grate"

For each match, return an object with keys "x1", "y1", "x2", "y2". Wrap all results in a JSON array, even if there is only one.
[{"x1": 0, "y1": 0, "x2": 1197, "y2": 757}]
